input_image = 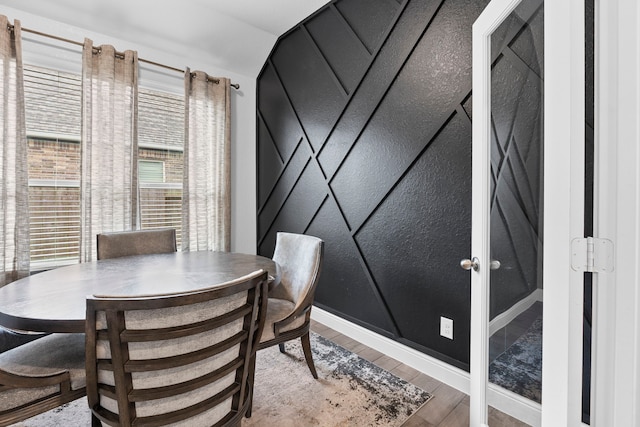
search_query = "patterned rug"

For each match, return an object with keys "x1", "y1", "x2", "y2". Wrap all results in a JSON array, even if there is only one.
[
  {"x1": 489, "y1": 316, "x2": 542, "y2": 403},
  {"x1": 14, "y1": 332, "x2": 432, "y2": 426}
]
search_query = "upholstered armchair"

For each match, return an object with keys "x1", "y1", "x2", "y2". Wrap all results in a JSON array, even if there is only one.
[{"x1": 257, "y1": 232, "x2": 324, "y2": 378}]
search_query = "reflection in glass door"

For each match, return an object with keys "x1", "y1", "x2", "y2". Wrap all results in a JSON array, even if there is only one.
[{"x1": 487, "y1": 0, "x2": 544, "y2": 406}]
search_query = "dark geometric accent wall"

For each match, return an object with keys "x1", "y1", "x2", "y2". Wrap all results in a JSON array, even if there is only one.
[{"x1": 257, "y1": 0, "x2": 491, "y2": 371}]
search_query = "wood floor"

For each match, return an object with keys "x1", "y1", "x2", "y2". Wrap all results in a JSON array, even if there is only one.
[{"x1": 310, "y1": 319, "x2": 530, "y2": 427}]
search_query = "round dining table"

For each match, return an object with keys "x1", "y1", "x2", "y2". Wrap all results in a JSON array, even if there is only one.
[{"x1": 0, "y1": 251, "x2": 279, "y2": 334}]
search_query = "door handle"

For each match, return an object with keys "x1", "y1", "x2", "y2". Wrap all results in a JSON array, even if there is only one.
[
  {"x1": 460, "y1": 257, "x2": 480, "y2": 271},
  {"x1": 460, "y1": 258, "x2": 501, "y2": 272}
]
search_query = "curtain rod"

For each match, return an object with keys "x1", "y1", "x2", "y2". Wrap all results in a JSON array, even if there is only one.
[{"x1": 8, "y1": 24, "x2": 240, "y2": 89}]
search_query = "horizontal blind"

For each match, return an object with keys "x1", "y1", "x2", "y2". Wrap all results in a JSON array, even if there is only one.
[
  {"x1": 138, "y1": 88, "x2": 185, "y2": 249},
  {"x1": 24, "y1": 65, "x2": 81, "y2": 138},
  {"x1": 25, "y1": 65, "x2": 82, "y2": 268},
  {"x1": 139, "y1": 88, "x2": 184, "y2": 151},
  {"x1": 28, "y1": 185, "x2": 81, "y2": 267}
]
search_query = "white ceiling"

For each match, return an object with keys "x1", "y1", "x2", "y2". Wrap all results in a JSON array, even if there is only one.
[{"x1": 0, "y1": 0, "x2": 328, "y2": 77}]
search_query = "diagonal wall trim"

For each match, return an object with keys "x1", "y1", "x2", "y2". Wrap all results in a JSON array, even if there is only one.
[
  {"x1": 320, "y1": 0, "x2": 446, "y2": 181},
  {"x1": 328, "y1": 3, "x2": 374, "y2": 57},
  {"x1": 257, "y1": 135, "x2": 304, "y2": 215},
  {"x1": 349, "y1": 88, "x2": 473, "y2": 236},
  {"x1": 300, "y1": 24, "x2": 349, "y2": 98},
  {"x1": 350, "y1": 109, "x2": 459, "y2": 236},
  {"x1": 257, "y1": 154, "x2": 313, "y2": 247},
  {"x1": 351, "y1": 234, "x2": 402, "y2": 336},
  {"x1": 312, "y1": 0, "x2": 413, "y2": 159},
  {"x1": 257, "y1": 111, "x2": 284, "y2": 165}
]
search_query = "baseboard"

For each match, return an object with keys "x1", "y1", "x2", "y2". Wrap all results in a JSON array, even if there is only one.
[
  {"x1": 488, "y1": 383, "x2": 542, "y2": 426},
  {"x1": 489, "y1": 288, "x2": 543, "y2": 336},
  {"x1": 312, "y1": 306, "x2": 542, "y2": 426},
  {"x1": 311, "y1": 307, "x2": 470, "y2": 393}
]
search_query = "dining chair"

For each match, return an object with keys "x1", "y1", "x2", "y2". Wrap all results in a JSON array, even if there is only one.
[
  {"x1": 0, "y1": 333, "x2": 86, "y2": 426},
  {"x1": 85, "y1": 269, "x2": 268, "y2": 427},
  {"x1": 96, "y1": 228, "x2": 177, "y2": 260},
  {"x1": 0, "y1": 326, "x2": 44, "y2": 354},
  {"x1": 257, "y1": 232, "x2": 324, "y2": 379}
]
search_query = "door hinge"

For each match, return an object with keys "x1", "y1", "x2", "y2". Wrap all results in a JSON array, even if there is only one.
[{"x1": 571, "y1": 237, "x2": 614, "y2": 273}]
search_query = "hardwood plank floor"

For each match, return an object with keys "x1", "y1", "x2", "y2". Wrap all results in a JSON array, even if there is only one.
[{"x1": 310, "y1": 319, "x2": 530, "y2": 427}]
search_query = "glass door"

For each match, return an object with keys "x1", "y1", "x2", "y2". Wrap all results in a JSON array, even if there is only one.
[
  {"x1": 467, "y1": 0, "x2": 586, "y2": 425},
  {"x1": 485, "y1": 1, "x2": 544, "y2": 412}
]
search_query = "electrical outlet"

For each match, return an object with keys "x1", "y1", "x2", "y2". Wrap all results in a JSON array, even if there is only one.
[{"x1": 440, "y1": 316, "x2": 454, "y2": 340}]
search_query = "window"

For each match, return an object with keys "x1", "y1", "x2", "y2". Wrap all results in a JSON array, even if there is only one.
[
  {"x1": 25, "y1": 66, "x2": 81, "y2": 269},
  {"x1": 139, "y1": 160, "x2": 165, "y2": 183},
  {"x1": 138, "y1": 88, "x2": 184, "y2": 248},
  {"x1": 24, "y1": 65, "x2": 185, "y2": 269}
]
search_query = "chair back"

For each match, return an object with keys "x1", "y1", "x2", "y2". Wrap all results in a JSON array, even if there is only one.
[
  {"x1": 270, "y1": 232, "x2": 324, "y2": 314},
  {"x1": 96, "y1": 228, "x2": 177, "y2": 260},
  {"x1": 0, "y1": 333, "x2": 86, "y2": 426},
  {"x1": 85, "y1": 270, "x2": 268, "y2": 427}
]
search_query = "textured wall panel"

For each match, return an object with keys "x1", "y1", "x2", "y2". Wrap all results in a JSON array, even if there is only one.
[
  {"x1": 317, "y1": 0, "x2": 440, "y2": 179},
  {"x1": 258, "y1": 64, "x2": 304, "y2": 162},
  {"x1": 355, "y1": 111, "x2": 472, "y2": 364},
  {"x1": 331, "y1": 0, "x2": 484, "y2": 229},
  {"x1": 305, "y1": 7, "x2": 370, "y2": 94},
  {"x1": 256, "y1": 0, "x2": 546, "y2": 370},
  {"x1": 271, "y1": 28, "x2": 346, "y2": 150},
  {"x1": 258, "y1": 141, "x2": 311, "y2": 240},
  {"x1": 257, "y1": 119, "x2": 283, "y2": 207},
  {"x1": 334, "y1": 0, "x2": 402, "y2": 53},
  {"x1": 258, "y1": 162, "x2": 327, "y2": 256},
  {"x1": 307, "y1": 199, "x2": 395, "y2": 332}
]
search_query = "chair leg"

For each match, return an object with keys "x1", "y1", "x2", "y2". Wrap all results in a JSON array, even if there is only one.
[
  {"x1": 246, "y1": 355, "x2": 257, "y2": 418},
  {"x1": 278, "y1": 343, "x2": 285, "y2": 353},
  {"x1": 300, "y1": 332, "x2": 318, "y2": 379},
  {"x1": 91, "y1": 413, "x2": 101, "y2": 427}
]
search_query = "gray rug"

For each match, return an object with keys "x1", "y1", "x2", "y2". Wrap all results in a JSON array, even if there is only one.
[
  {"x1": 488, "y1": 316, "x2": 542, "y2": 402},
  {"x1": 14, "y1": 332, "x2": 432, "y2": 426}
]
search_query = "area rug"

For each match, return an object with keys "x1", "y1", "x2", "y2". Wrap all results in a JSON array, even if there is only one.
[
  {"x1": 488, "y1": 316, "x2": 542, "y2": 403},
  {"x1": 14, "y1": 332, "x2": 432, "y2": 426}
]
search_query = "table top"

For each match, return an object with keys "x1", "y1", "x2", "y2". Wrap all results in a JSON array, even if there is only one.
[{"x1": 0, "y1": 251, "x2": 279, "y2": 334}]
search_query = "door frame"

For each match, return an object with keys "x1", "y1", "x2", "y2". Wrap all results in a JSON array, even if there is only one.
[
  {"x1": 471, "y1": 0, "x2": 586, "y2": 425},
  {"x1": 592, "y1": 0, "x2": 640, "y2": 425},
  {"x1": 539, "y1": 0, "x2": 586, "y2": 425}
]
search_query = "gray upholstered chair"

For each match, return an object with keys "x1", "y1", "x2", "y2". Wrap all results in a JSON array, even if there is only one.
[
  {"x1": 85, "y1": 269, "x2": 268, "y2": 427},
  {"x1": 0, "y1": 333, "x2": 86, "y2": 426},
  {"x1": 0, "y1": 327, "x2": 44, "y2": 354},
  {"x1": 96, "y1": 228, "x2": 177, "y2": 260},
  {"x1": 257, "y1": 232, "x2": 324, "y2": 379}
]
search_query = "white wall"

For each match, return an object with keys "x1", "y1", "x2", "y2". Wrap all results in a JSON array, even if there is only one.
[{"x1": 2, "y1": 5, "x2": 266, "y2": 254}]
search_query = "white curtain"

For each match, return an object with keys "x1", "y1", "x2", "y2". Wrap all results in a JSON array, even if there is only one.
[
  {"x1": 183, "y1": 70, "x2": 231, "y2": 252},
  {"x1": 0, "y1": 16, "x2": 29, "y2": 286},
  {"x1": 80, "y1": 39, "x2": 139, "y2": 262}
]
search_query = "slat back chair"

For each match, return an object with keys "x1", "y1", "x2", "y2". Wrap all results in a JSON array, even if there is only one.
[
  {"x1": 0, "y1": 333, "x2": 86, "y2": 426},
  {"x1": 257, "y1": 232, "x2": 324, "y2": 378},
  {"x1": 85, "y1": 269, "x2": 268, "y2": 427},
  {"x1": 96, "y1": 228, "x2": 177, "y2": 260}
]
